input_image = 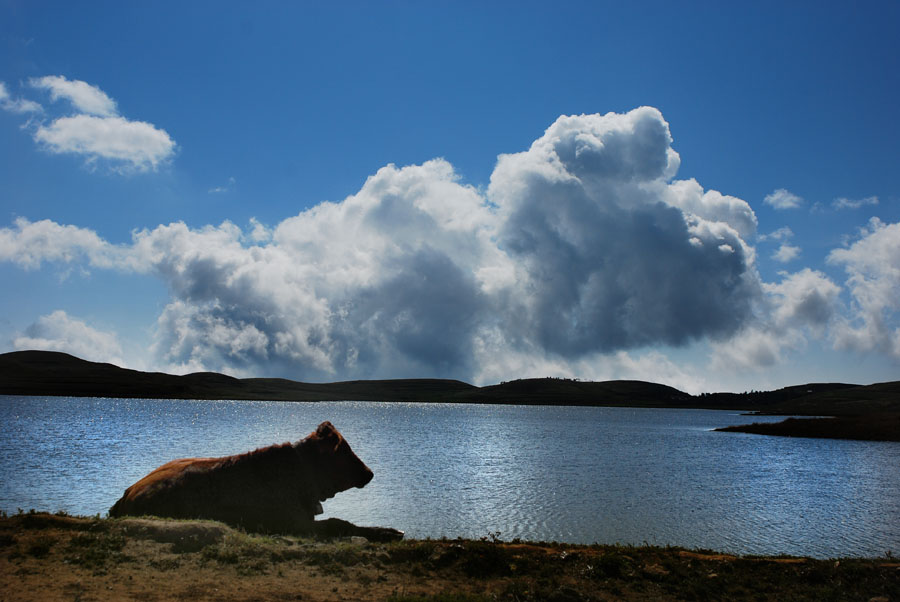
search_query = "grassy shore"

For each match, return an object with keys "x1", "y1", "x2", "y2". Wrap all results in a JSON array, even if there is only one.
[{"x1": 2, "y1": 512, "x2": 898, "y2": 601}]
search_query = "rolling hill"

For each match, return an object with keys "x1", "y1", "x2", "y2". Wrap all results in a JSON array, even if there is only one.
[{"x1": 1, "y1": 351, "x2": 897, "y2": 417}]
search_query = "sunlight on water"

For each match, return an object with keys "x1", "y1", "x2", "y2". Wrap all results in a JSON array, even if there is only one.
[{"x1": 1, "y1": 396, "x2": 898, "y2": 558}]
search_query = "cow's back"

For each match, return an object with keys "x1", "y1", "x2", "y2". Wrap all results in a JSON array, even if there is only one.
[
  {"x1": 109, "y1": 422, "x2": 372, "y2": 533},
  {"x1": 109, "y1": 456, "x2": 223, "y2": 519}
]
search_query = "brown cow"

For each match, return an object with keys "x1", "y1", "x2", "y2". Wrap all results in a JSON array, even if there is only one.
[{"x1": 109, "y1": 421, "x2": 377, "y2": 536}]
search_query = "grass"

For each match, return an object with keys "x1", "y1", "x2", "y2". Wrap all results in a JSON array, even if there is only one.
[
  {"x1": 200, "y1": 531, "x2": 279, "y2": 575},
  {"x1": 2, "y1": 513, "x2": 899, "y2": 601},
  {"x1": 24, "y1": 534, "x2": 56, "y2": 559},
  {"x1": 64, "y1": 530, "x2": 127, "y2": 572}
]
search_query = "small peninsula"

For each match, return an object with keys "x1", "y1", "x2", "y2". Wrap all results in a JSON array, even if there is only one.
[{"x1": 715, "y1": 413, "x2": 900, "y2": 442}]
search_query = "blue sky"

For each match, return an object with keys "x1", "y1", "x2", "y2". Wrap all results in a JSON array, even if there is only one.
[{"x1": 1, "y1": 1, "x2": 898, "y2": 393}]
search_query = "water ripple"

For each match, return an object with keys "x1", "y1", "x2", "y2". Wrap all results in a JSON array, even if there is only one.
[{"x1": 1, "y1": 397, "x2": 898, "y2": 557}]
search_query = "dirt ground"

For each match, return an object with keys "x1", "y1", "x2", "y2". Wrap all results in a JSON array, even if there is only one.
[{"x1": 2, "y1": 512, "x2": 898, "y2": 601}]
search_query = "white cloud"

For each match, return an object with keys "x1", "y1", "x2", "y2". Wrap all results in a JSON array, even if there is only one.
[
  {"x1": 246, "y1": 218, "x2": 272, "y2": 243},
  {"x1": 0, "y1": 107, "x2": 816, "y2": 383},
  {"x1": 4, "y1": 75, "x2": 176, "y2": 172},
  {"x1": 765, "y1": 268, "x2": 841, "y2": 334},
  {"x1": 489, "y1": 107, "x2": 760, "y2": 357},
  {"x1": 827, "y1": 218, "x2": 900, "y2": 359},
  {"x1": 760, "y1": 226, "x2": 793, "y2": 242},
  {"x1": 666, "y1": 179, "x2": 757, "y2": 239},
  {"x1": 710, "y1": 268, "x2": 841, "y2": 374},
  {"x1": 152, "y1": 300, "x2": 270, "y2": 376},
  {"x1": 761, "y1": 225, "x2": 800, "y2": 263},
  {"x1": 0, "y1": 81, "x2": 42, "y2": 114},
  {"x1": 833, "y1": 196, "x2": 879, "y2": 210},
  {"x1": 5, "y1": 104, "x2": 897, "y2": 386},
  {"x1": 710, "y1": 326, "x2": 804, "y2": 372},
  {"x1": 0, "y1": 217, "x2": 122, "y2": 270},
  {"x1": 13, "y1": 310, "x2": 124, "y2": 365},
  {"x1": 29, "y1": 75, "x2": 117, "y2": 117},
  {"x1": 772, "y1": 243, "x2": 801, "y2": 263},
  {"x1": 33, "y1": 114, "x2": 176, "y2": 172},
  {"x1": 764, "y1": 188, "x2": 804, "y2": 210}
]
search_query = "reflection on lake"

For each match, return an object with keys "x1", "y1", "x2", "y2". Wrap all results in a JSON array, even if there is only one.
[{"x1": 1, "y1": 396, "x2": 898, "y2": 558}]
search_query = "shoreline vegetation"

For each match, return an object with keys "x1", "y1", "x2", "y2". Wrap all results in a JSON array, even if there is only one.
[
  {"x1": 1, "y1": 350, "x2": 899, "y2": 441},
  {"x1": 2, "y1": 512, "x2": 898, "y2": 602}
]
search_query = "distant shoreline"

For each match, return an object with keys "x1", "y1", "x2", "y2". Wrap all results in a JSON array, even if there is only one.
[{"x1": 3, "y1": 350, "x2": 899, "y2": 441}]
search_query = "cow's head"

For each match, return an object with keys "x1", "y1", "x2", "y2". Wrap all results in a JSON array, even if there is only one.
[{"x1": 307, "y1": 421, "x2": 373, "y2": 504}]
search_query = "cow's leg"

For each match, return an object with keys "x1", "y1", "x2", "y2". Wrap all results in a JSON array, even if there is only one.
[{"x1": 312, "y1": 518, "x2": 404, "y2": 542}]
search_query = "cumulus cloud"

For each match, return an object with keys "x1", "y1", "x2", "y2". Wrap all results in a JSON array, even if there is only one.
[
  {"x1": 2, "y1": 107, "x2": 770, "y2": 382},
  {"x1": 764, "y1": 188, "x2": 804, "y2": 210},
  {"x1": 833, "y1": 196, "x2": 879, "y2": 210},
  {"x1": 710, "y1": 325, "x2": 804, "y2": 372},
  {"x1": 0, "y1": 217, "x2": 124, "y2": 270},
  {"x1": 4, "y1": 75, "x2": 175, "y2": 172},
  {"x1": 29, "y1": 75, "x2": 117, "y2": 117},
  {"x1": 772, "y1": 243, "x2": 800, "y2": 263},
  {"x1": 161, "y1": 158, "x2": 502, "y2": 379},
  {"x1": 711, "y1": 268, "x2": 841, "y2": 372},
  {"x1": 246, "y1": 218, "x2": 271, "y2": 243},
  {"x1": 7, "y1": 105, "x2": 897, "y2": 385},
  {"x1": 13, "y1": 310, "x2": 124, "y2": 365},
  {"x1": 828, "y1": 218, "x2": 900, "y2": 359},
  {"x1": 765, "y1": 268, "x2": 841, "y2": 335},
  {"x1": 152, "y1": 300, "x2": 271, "y2": 376},
  {"x1": 666, "y1": 179, "x2": 757, "y2": 239},
  {"x1": 33, "y1": 114, "x2": 176, "y2": 172},
  {"x1": 488, "y1": 107, "x2": 759, "y2": 356}
]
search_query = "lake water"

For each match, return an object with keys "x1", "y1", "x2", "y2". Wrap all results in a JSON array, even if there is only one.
[{"x1": 1, "y1": 396, "x2": 898, "y2": 558}]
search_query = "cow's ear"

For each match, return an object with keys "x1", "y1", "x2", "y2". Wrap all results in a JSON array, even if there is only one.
[{"x1": 316, "y1": 421, "x2": 340, "y2": 448}]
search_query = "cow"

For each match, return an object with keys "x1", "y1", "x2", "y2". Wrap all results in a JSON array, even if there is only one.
[{"x1": 109, "y1": 421, "x2": 398, "y2": 539}]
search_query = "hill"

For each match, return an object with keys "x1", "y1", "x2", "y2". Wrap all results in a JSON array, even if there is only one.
[
  {"x1": 0, "y1": 350, "x2": 687, "y2": 406},
  {"x1": 0, "y1": 350, "x2": 477, "y2": 402},
  {"x1": 1, "y1": 351, "x2": 897, "y2": 418}
]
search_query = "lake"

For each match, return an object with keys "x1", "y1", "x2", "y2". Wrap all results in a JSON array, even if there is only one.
[{"x1": 1, "y1": 396, "x2": 898, "y2": 558}]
